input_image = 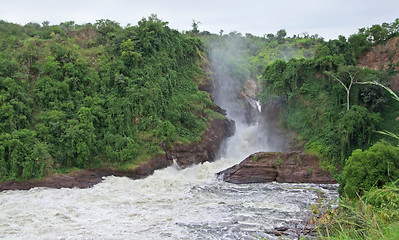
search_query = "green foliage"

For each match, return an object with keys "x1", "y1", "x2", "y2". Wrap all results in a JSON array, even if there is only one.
[
  {"x1": 247, "y1": 18, "x2": 399, "y2": 240},
  {"x1": 315, "y1": 18, "x2": 399, "y2": 66},
  {"x1": 267, "y1": 18, "x2": 399, "y2": 239},
  {"x1": 0, "y1": 129, "x2": 51, "y2": 180},
  {"x1": 0, "y1": 16, "x2": 219, "y2": 181},
  {"x1": 340, "y1": 141, "x2": 399, "y2": 199},
  {"x1": 316, "y1": 182, "x2": 399, "y2": 239},
  {"x1": 259, "y1": 58, "x2": 315, "y2": 102},
  {"x1": 366, "y1": 182, "x2": 399, "y2": 222},
  {"x1": 257, "y1": 25, "x2": 399, "y2": 238},
  {"x1": 274, "y1": 157, "x2": 283, "y2": 168},
  {"x1": 250, "y1": 34, "x2": 321, "y2": 75},
  {"x1": 338, "y1": 106, "x2": 381, "y2": 160},
  {"x1": 258, "y1": 25, "x2": 397, "y2": 171},
  {"x1": 348, "y1": 33, "x2": 371, "y2": 63}
]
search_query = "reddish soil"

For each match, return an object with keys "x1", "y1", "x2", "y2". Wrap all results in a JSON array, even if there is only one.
[{"x1": 358, "y1": 37, "x2": 399, "y2": 92}]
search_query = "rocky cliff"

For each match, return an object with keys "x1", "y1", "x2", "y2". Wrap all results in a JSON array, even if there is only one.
[{"x1": 167, "y1": 118, "x2": 235, "y2": 169}]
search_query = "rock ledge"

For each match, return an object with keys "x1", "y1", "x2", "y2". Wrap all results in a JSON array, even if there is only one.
[{"x1": 217, "y1": 151, "x2": 336, "y2": 184}]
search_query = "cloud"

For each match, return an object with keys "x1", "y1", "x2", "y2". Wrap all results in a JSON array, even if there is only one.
[{"x1": 1, "y1": 0, "x2": 398, "y2": 39}]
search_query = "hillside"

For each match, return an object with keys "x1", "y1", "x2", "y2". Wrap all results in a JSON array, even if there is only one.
[
  {"x1": 359, "y1": 37, "x2": 399, "y2": 91},
  {"x1": 255, "y1": 19, "x2": 399, "y2": 239},
  {"x1": 359, "y1": 37, "x2": 399, "y2": 71},
  {"x1": 0, "y1": 17, "x2": 226, "y2": 181}
]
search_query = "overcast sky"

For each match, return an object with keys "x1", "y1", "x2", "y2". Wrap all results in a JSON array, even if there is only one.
[{"x1": 1, "y1": 0, "x2": 398, "y2": 39}]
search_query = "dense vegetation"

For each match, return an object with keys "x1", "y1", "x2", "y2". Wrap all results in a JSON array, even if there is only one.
[
  {"x1": 255, "y1": 19, "x2": 399, "y2": 238},
  {"x1": 1, "y1": 14, "x2": 399, "y2": 239},
  {"x1": 196, "y1": 18, "x2": 399, "y2": 239},
  {"x1": 0, "y1": 15, "x2": 221, "y2": 181},
  {"x1": 258, "y1": 18, "x2": 399, "y2": 191}
]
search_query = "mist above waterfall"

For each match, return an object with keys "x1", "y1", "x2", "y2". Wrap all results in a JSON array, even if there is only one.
[
  {"x1": 206, "y1": 35, "x2": 285, "y2": 155},
  {"x1": 207, "y1": 36, "x2": 250, "y2": 123}
]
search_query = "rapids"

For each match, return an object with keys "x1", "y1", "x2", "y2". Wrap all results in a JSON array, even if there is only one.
[
  {"x1": 0, "y1": 38, "x2": 338, "y2": 240},
  {"x1": 0, "y1": 123, "x2": 337, "y2": 240}
]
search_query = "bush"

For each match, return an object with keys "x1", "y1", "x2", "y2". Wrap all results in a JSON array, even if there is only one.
[{"x1": 340, "y1": 140, "x2": 399, "y2": 199}]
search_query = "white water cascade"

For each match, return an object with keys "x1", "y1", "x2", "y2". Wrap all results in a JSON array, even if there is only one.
[{"x1": 0, "y1": 39, "x2": 338, "y2": 240}]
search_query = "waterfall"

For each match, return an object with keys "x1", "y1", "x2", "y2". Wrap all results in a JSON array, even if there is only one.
[{"x1": 0, "y1": 38, "x2": 338, "y2": 240}]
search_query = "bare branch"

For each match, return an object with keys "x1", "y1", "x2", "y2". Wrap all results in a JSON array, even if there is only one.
[
  {"x1": 357, "y1": 81, "x2": 399, "y2": 102},
  {"x1": 325, "y1": 70, "x2": 353, "y2": 110},
  {"x1": 357, "y1": 80, "x2": 399, "y2": 143},
  {"x1": 325, "y1": 71, "x2": 348, "y2": 92},
  {"x1": 375, "y1": 130, "x2": 399, "y2": 140}
]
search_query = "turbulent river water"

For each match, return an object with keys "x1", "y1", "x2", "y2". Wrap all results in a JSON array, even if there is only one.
[
  {"x1": 0, "y1": 41, "x2": 338, "y2": 240},
  {"x1": 0, "y1": 121, "x2": 338, "y2": 240}
]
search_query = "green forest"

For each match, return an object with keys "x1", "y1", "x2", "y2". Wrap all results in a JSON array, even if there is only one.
[
  {"x1": 1, "y1": 15, "x2": 399, "y2": 239},
  {"x1": 251, "y1": 21, "x2": 399, "y2": 239},
  {"x1": 0, "y1": 15, "x2": 222, "y2": 181}
]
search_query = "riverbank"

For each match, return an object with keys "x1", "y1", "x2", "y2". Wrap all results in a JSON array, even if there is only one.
[{"x1": 0, "y1": 118, "x2": 234, "y2": 191}]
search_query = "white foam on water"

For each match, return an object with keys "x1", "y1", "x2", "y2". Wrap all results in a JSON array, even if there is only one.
[{"x1": 0, "y1": 121, "x2": 338, "y2": 240}]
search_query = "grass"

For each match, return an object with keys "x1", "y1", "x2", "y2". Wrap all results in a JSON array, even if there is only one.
[
  {"x1": 274, "y1": 157, "x2": 283, "y2": 167},
  {"x1": 204, "y1": 108, "x2": 225, "y2": 120},
  {"x1": 314, "y1": 181, "x2": 399, "y2": 239},
  {"x1": 52, "y1": 166, "x2": 82, "y2": 175}
]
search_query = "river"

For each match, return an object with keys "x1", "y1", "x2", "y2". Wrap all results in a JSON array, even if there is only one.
[
  {"x1": 0, "y1": 121, "x2": 338, "y2": 240},
  {"x1": 0, "y1": 39, "x2": 338, "y2": 240}
]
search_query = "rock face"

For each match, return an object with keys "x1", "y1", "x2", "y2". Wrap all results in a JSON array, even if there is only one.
[
  {"x1": 358, "y1": 37, "x2": 399, "y2": 92},
  {"x1": 168, "y1": 118, "x2": 235, "y2": 168},
  {"x1": 217, "y1": 151, "x2": 336, "y2": 184},
  {"x1": 358, "y1": 37, "x2": 399, "y2": 72},
  {"x1": 0, "y1": 118, "x2": 235, "y2": 191},
  {"x1": 239, "y1": 78, "x2": 261, "y2": 125}
]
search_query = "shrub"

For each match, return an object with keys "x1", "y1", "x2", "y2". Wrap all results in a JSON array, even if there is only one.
[{"x1": 340, "y1": 140, "x2": 399, "y2": 199}]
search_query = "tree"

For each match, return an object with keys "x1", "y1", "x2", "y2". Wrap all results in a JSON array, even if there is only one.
[
  {"x1": 366, "y1": 24, "x2": 389, "y2": 44},
  {"x1": 94, "y1": 19, "x2": 121, "y2": 43},
  {"x1": 348, "y1": 32, "x2": 370, "y2": 62},
  {"x1": 191, "y1": 20, "x2": 200, "y2": 34},
  {"x1": 338, "y1": 105, "x2": 380, "y2": 160},
  {"x1": 325, "y1": 67, "x2": 360, "y2": 111},
  {"x1": 42, "y1": 21, "x2": 50, "y2": 27},
  {"x1": 276, "y1": 29, "x2": 287, "y2": 43},
  {"x1": 120, "y1": 39, "x2": 141, "y2": 67}
]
